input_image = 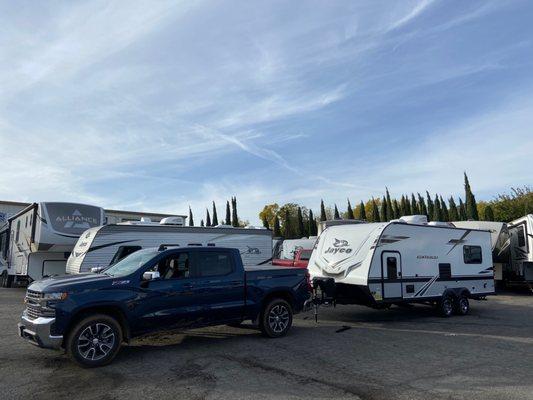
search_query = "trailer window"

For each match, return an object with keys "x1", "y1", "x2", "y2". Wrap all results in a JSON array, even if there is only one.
[
  {"x1": 463, "y1": 245, "x2": 482, "y2": 264},
  {"x1": 299, "y1": 249, "x2": 312, "y2": 261},
  {"x1": 110, "y1": 246, "x2": 142, "y2": 265},
  {"x1": 197, "y1": 251, "x2": 233, "y2": 277},
  {"x1": 517, "y1": 226, "x2": 526, "y2": 247},
  {"x1": 386, "y1": 257, "x2": 397, "y2": 279}
]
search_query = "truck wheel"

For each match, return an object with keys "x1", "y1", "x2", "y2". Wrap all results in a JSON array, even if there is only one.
[
  {"x1": 259, "y1": 299, "x2": 293, "y2": 338},
  {"x1": 454, "y1": 295, "x2": 470, "y2": 316},
  {"x1": 438, "y1": 294, "x2": 454, "y2": 317},
  {"x1": 66, "y1": 314, "x2": 122, "y2": 368}
]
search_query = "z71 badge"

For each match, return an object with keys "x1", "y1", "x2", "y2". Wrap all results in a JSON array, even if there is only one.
[{"x1": 112, "y1": 280, "x2": 130, "y2": 286}]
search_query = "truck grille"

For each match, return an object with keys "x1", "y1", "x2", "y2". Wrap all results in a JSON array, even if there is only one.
[{"x1": 24, "y1": 290, "x2": 55, "y2": 320}]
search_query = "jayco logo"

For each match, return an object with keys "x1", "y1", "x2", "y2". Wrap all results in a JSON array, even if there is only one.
[
  {"x1": 56, "y1": 210, "x2": 97, "y2": 229},
  {"x1": 325, "y1": 238, "x2": 352, "y2": 254}
]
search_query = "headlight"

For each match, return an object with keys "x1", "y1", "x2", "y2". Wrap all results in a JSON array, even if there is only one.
[{"x1": 42, "y1": 292, "x2": 68, "y2": 301}]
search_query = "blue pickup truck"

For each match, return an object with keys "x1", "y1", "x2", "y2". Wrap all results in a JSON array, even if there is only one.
[{"x1": 18, "y1": 246, "x2": 311, "y2": 367}]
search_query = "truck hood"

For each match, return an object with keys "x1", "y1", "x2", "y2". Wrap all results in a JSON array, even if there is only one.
[{"x1": 28, "y1": 273, "x2": 119, "y2": 293}]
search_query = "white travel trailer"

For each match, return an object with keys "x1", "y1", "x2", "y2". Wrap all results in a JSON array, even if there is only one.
[
  {"x1": 0, "y1": 202, "x2": 104, "y2": 287},
  {"x1": 66, "y1": 222, "x2": 273, "y2": 274},
  {"x1": 308, "y1": 216, "x2": 494, "y2": 316},
  {"x1": 277, "y1": 237, "x2": 317, "y2": 260},
  {"x1": 507, "y1": 214, "x2": 533, "y2": 287}
]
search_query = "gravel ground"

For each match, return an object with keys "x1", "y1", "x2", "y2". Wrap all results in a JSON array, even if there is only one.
[{"x1": 1, "y1": 288, "x2": 532, "y2": 400}]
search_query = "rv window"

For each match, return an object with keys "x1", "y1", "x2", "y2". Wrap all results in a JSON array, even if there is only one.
[
  {"x1": 110, "y1": 246, "x2": 142, "y2": 265},
  {"x1": 463, "y1": 246, "x2": 482, "y2": 264},
  {"x1": 158, "y1": 252, "x2": 190, "y2": 279},
  {"x1": 517, "y1": 226, "x2": 526, "y2": 247},
  {"x1": 300, "y1": 249, "x2": 313, "y2": 261},
  {"x1": 0, "y1": 231, "x2": 7, "y2": 256},
  {"x1": 15, "y1": 221, "x2": 21, "y2": 242},
  {"x1": 197, "y1": 251, "x2": 233, "y2": 277},
  {"x1": 386, "y1": 257, "x2": 397, "y2": 279}
]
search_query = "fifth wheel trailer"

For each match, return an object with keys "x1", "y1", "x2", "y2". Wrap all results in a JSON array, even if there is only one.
[
  {"x1": 66, "y1": 222, "x2": 273, "y2": 274},
  {"x1": 308, "y1": 216, "x2": 494, "y2": 316},
  {"x1": 507, "y1": 214, "x2": 533, "y2": 287},
  {"x1": 0, "y1": 202, "x2": 104, "y2": 287}
]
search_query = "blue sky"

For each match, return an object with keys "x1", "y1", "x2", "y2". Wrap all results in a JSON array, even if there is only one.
[{"x1": 1, "y1": 0, "x2": 532, "y2": 224}]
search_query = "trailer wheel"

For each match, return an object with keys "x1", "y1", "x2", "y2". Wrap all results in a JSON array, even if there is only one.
[
  {"x1": 438, "y1": 295, "x2": 454, "y2": 317},
  {"x1": 259, "y1": 298, "x2": 293, "y2": 338},
  {"x1": 453, "y1": 295, "x2": 470, "y2": 316},
  {"x1": 66, "y1": 314, "x2": 122, "y2": 368}
]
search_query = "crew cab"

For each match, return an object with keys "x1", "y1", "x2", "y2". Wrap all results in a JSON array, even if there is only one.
[
  {"x1": 18, "y1": 246, "x2": 311, "y2": 367},
  {"x1": 272, "y1": 249, "x2": 312, "y2": 268}
]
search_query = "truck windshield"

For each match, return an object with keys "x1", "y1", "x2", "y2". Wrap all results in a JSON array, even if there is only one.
[{"x1": 103, "y1": 249, "x2": 159, "y2": 277}]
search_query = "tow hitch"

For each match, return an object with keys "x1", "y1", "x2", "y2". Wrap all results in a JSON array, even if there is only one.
[{"x1": 305, "y1": 277, "x2": 336, "y2": 322}]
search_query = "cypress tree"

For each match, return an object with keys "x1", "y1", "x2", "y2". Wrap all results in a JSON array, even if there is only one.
[
  {"x1": 440, "y1": 196, "x2": 449, "y2": 222},
  {"x1": 200, "y1": 219, "x2": 205, "y2": 227},
  {"x1": 320, "y1": 200, "x2": 327, "y2": 221},
  {"x1": 404, "y1": 194, "x2": 412, "y2": 215},
  {"x1": 464, "y1": 173, "x2": 479, "y2": 220},
  {"x1": 426, "y1": 191, "x2": 434, "y2": 222},
  {"x1": 484, "y1": 205, "x2": 495, "y2": 221},
  {"x1": 359, "y1": 200, "x2": 367, "y2": 221},
  {"x1": 231, "y1": 196, "x2": 239, "y2": 227},
  {"x1": 212, "y1": 201, "x2": 218, "y2": 226},
  {"x1": 417, "y1": 193, "x2": 428, "y2": 217},
  {"x1": 283, "y1": 208, "x2": 291, "y2": 238},
  {"x1": 346, "y1": 199, "x2": 354, "y2": 219},
  {"x1": 188, "y1": 206, "x2": 194, "y2": 227},
  {"x1": 392, "y1": 199, "x2": 400, "y2": 219},
  {"x1": 206, "y1": 209, "x2": 211, "y2": 227},
  {"x1": 448, "y1": 197, "x2": 459, "y2": 221},
  {"x1": 399, "y1": 195, "x2": 407, "y2": 216},
  {"x1": 225, "y1": 201, "x2": 231, "y2": 225},
  {"x1": 385, "y1": 188, "x2": 393, "y2": 220},
  {"x1": 262, "y1": 214, "x2": 269, "y2": 229},
  {"x1": 308, "y1": 210, "x2": 318, "y2": 236},
  {"x1": 334, "y1": 204, "x2": 341, "y2": 219},
  {"x1": 380, "y1": 196, "x2": 388, "y2": 222},
  {"x1": 411, "y1": 193, "x2": 419, "y2": 215},
  {"x1": 433, "y1": 195, "x2": 442, "y2": 221},
  {"x1": 458, "y1": 198, "x2": 467, "y2": 220},
  {"x1": 297, "y1": 207, "x2": 305, "y2": 237},
  {"x1": 273, "y1": 215, "x2": 281, "y2": 237},
  {"x1": 371, "y1": 199, "x2": 380, "y2": 222}
]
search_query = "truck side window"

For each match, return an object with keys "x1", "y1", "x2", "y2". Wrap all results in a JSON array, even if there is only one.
[
  {"x1": 517, "y1": 226, "x2": 526, "y2": 247},
  {"x1": 386, "y1": 257, "x2": 397, "y2": 279},
  {"x1": 110, "y1": 246, "x2": 142, "y2": 265},
  {"x1": 197, "y1": 251, "x2": 232, "y2": 277},
  {"x1": 463, "y1": 245, "x2": 482, "y2": 264},
  {"x1": 158, "y1": 252, "x2": 190, "y2": 279}
]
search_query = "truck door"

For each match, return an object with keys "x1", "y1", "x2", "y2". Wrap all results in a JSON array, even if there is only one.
[
  {"x1": 192, "y1": 249, "x2": 245, "y2": 324},
  {"x1": 381, "y1": 252, "x2": 402, "y2": 299}
]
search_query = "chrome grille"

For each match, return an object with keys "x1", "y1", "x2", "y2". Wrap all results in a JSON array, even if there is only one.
[{"x1": 24, "y1": 290, "x2": 54, "y2": 320}]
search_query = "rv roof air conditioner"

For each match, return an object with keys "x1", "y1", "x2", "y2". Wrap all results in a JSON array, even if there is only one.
[
  {"x1": 140, "y1": 217, "x2": 152, "y2": 223},
  {"x1": 427, "y1": 221, "x2": 451, "y2": 227},
  {"x1": 160, "y1": 216, "x2": 185, "y2": 226},
  {"x1": 398, "y1": 215, "x2": 428, "y2": 225},
  {"x1": 215, "y1": 224, "x2": 233, "y2": 228}
]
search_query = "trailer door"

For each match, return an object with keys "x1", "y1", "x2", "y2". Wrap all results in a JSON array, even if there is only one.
[{"x1": 381, "y1": 252, "x2": 402, "y2": 299}]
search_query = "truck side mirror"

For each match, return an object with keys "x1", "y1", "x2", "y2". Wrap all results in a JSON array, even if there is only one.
[{"x1": 142, "y1": 271, "x2": 160, "y2": 281}]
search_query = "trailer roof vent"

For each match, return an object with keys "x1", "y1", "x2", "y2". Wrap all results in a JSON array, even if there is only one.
[
  {"x1": 160, "y1": 216, "x2": 185, "y2": 226},
  {"x1": 428, "y1": 221, "x2": 451, "y2": 227},
  {"x1": 215, "y1": 224, "x2": 233, "y2": 228},
  {"x1": 140, "y1": 217, "x2": 152, "y2": 223},
  {"x1": 398, "y1": 215, "x2": 428, "y2": 225}
]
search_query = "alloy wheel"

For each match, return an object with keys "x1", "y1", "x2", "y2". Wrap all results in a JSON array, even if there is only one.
[
  {"x1": 77, "y1": 323, "x2": 115, "y2": 361},
  {"x1": 268, "y1": 304, "x2": 290, "y2": 333}
]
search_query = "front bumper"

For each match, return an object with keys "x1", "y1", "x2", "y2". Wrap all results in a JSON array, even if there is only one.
[{"x1": 18, "y1": 312, "x2": 63, "y2": 349}]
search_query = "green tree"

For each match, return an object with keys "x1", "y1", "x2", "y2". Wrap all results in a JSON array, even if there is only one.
[
  {"x1": 212, "y1": 202, "x2": 218, "y2": 226},
  {"x1": 458, "y1": 198, "x2": 467, "y2": 220},
  {"x1": 206, "y1": 209, "x2": 211, "y2": 226},
  {"x1": 200, "y1": 219, "x2": 205, "y2": 227},
  {"x1": 273, "y1": 215, "x2": 282, "y2": 237},
  {"x1": 283, "y1": 208, "x2": 292, "y2": 238},
  {"x1": 188, "y1": 206, "x2": 194, "y2": 227},
  {"x1": 440, "y1": 196, "x2": 449, "y2": 222},
  {"x1": 225, "y1": 201, "x2": 231, "y2": 225},
  {"x1": 262, "y1": 214, "x2": 270, "y2": 229},
  {"x1": 411, "y1": 193, "x2": 419, "y2": 215},
  {"x1": 358, "y1": 200, "x2": 367, "y2": 221},
  {"x1": 297, "y1": 207, "x2": 305, "y2": 237},
  {"x1": 259, "y1": 203, "x2": 280, "y2": 230},
  {"x1": 371, "y1": 198, "x2": 380, "y2": 222},
  {"x1": 484, "y1": 205, "x2": 495, "y2": 221},
  {"x1": 489, "y1": 187, "x2": 533, "y2": 221},
  {"x1": 385, "y1": 188, "x2": 393, "y2": 220},
  {"x1": 399, "y1": 195, "x2": 407, "y2": 216},
  {"x1": 464, "y1": 173, "x2": 479, "y2": 220},
  {"x1": 380, "y1": 196, "x2": 388, "y2": 222},
  {"x1": 346, "y1": 199, "x2": 354, "y2": 219},
  {"x1": 333, "y1": 204, "x2": 341, "y2": 219},
  {"x1": 426, "y1": 191, "x2": 434, "y2": 222},
  {"x1": 404, "y1": 195, "x2": 412, "y2": 215},
  {"x1": 392, "y1": 199, "x2": 400, "y2": 219},
  {"x1": 231, "y1": 196, "x2": 239, "y2": 227},
  {"x1": 433, "y1": 194, "x2": 443, "y2": 221},
  {"x1": 320, "y1": 199, "x2": 327, "y2": 221},
  {"x1": 448, "y1": 197, "x2": 459, "y2": 221},
  {"x1": 308, "y1": 210, "x2": 317, "y2": 236},
  {"x1": 417, "y1": 193, "x2": 428, "y2": 216}
]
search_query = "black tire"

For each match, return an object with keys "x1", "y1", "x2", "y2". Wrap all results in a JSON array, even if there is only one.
[
  {"x1": 66, "y1": 314, "x2": 122, "y2": 368},
  {"x1": 438, "y1": 294, "x2": 454, "y2": 317},
  {"x1": 259, "y1": 299, "x2": 293, "y2": 338},
  {"x1": 454, "y1": 295, "x2": 470, "y2": 316}
]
